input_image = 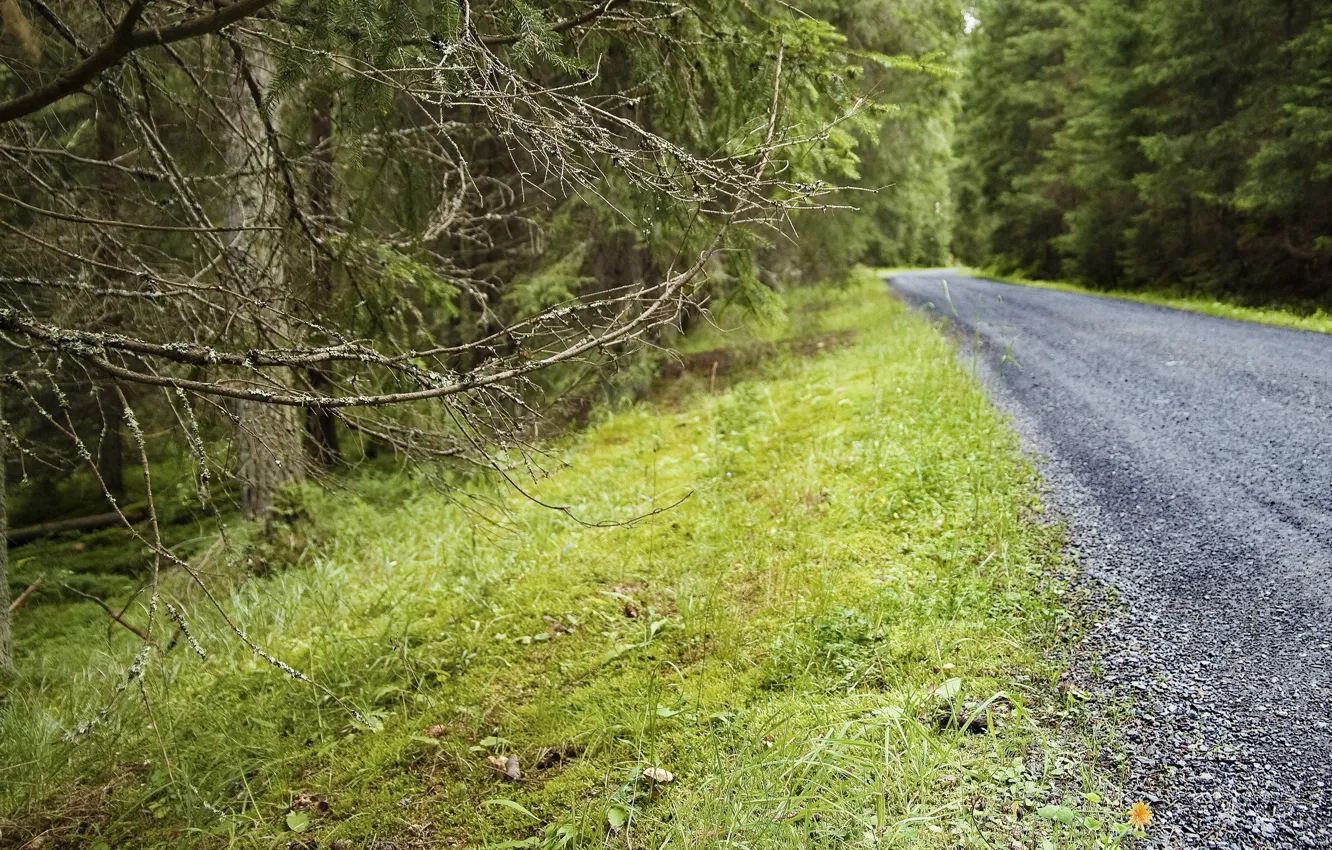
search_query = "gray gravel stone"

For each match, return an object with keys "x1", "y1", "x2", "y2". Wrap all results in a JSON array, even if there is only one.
[{"x1": 888, "y1": 271, "x2": 1332, "y2": 850}]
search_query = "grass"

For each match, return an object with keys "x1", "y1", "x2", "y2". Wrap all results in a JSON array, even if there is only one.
[
  {"x1": 960, "y1": 268, "x2": 1332, "y2": 334},
  {"x1": 1, "y1": 271, "x2": 1134, "y2": 849}
]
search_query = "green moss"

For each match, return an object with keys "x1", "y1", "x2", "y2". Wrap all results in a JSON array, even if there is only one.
[{"x1": 0, "y1": 271, "x2": 1132, "y2": 849}]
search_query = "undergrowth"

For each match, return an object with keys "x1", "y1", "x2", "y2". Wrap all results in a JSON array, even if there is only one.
[{"x1": 0, "y1": 271, "x2": 1133, "y2": 849}]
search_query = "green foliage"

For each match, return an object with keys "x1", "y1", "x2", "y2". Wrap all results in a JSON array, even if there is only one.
[
  {"x1": 953, "y1": 0, "x2": 1332, "y2": 304},
  {"x1": 502, "y1": 244, "x2": 593, "y2": 320},
  {"x1": 0, "y1": 276, "x2": 1128, "y2": 848},
  {"x1": 1236, "y1": 11, "x2": 1332, "y2": 258},
  {"x1": 950, "y1": 0, "x2": 1076, "y2": 279},
  {"x1": 781, "y1": 0, "x2": 967, "y2": 281}
]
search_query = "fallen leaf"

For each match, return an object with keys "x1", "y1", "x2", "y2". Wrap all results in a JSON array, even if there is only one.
[
  {"x1": 543, "y1": 615, "x2": 575, "y2": 636},
  {"x1": 285, "y1": 810, "x2": 310, "y2": 832},
  {"x1": 535, "y1": 743, "x2": 584, "y2": 769},
  {"x1": 423, "y1": 724, "x2": 448, "y2": 738},
  {"x1": 290, "y1": 793, "x2": 329, "y2": 813}
]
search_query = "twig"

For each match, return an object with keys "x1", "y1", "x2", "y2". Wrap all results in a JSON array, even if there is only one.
[
  {"x1": 8, "y1": 574, "x2": 44, "y2": 613},
  {"x1": 62, "y1": 584, "x2": 151, "y2": 642}
]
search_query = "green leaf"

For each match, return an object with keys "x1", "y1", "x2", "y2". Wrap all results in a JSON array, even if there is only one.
[
  {"x1": 606, "y1": 805, "x2": 629, "y2": 830},
  {"x1": 1036, "y1": 804, "x2": 1078, "y2": 825},
  {"x1": 286, "y1": 810, "x2": 311, "y2": 832},
  {"x1": 934, "y1": 677, "x2": 962, "y2": 701},
  {"x1": 483, "y1": 798, "x2": 540, "y2": 821}
]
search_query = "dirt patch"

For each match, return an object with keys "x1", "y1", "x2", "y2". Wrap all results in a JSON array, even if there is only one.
[
  {"x1": 657, "y1": 329, "x2": 857, "y2": 384},
  {"x1": 656, "y1": 344, "x2": 770, "y2": 383},
  {"x1": 0, "y1": 773, "x2": 120, "y2": 849},
  {"x1": 786, "y1": 329, "x2": 856, "y2": 357}
]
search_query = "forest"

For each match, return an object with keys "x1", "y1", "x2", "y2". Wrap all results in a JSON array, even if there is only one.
[
  {"x1": 0, "y1": 0, "x2": 1328, "y2": 846},
  {"x1": 0, "y1": 0, "x2": 963, "y2": 670},
  {"x1": 953, "y1": 0, "x2": 1332, "y2": 304}
]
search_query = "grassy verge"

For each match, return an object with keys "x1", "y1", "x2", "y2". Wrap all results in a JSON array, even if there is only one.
[
  {"x1": 1, "y1": 272, "x2": 1134, "y2": 849},
  {"x1": 960, "y1": 268, "x2": 1332, "y2": 334}
]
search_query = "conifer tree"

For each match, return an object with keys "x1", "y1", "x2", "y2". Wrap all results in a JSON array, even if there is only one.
[
  {"x1": 953, "y1": 0, "x2": 1330, "y2": 304},
  {"x1": 951, "y1": 0, "x2": 1076, "y2": 278}
]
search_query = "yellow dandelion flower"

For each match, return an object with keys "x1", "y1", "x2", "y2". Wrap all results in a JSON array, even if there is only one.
[{"x1": 1128, "y1": 800, "x2": 1153, "y2": 830}]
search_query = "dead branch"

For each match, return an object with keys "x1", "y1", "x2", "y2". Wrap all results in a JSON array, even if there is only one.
[
  {"x1": 62, "y1": 585, "x2": 151, "y2": 642},
  {"x1": 8, "y1": 508, "x2": 147, "y2": 545},
  {"x1": 8, "y1": 575, "x2": 44, "y2": 613},
  {"x1": 0, "y1": 0, "x2": 278, "y2": 124}
]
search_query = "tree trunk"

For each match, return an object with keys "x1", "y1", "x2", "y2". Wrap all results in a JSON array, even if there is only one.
[
  {"x1": 305, "y1": 95, "x2": 341, "y2": 467},
  {"x1": 1, "y1": 391, "x2": 13, "y2": 678},
  {"x1": 235, "y1": 383, "x2": 303, "y2": 518},
  {"x1": 226, "y1": 42, "x2": 305, "y2": 520}
]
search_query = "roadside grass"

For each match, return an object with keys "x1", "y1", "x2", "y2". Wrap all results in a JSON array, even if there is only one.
[
  {"x1": 957, "y1": 268, "x2": 1332, "y2": 334},
  {"x1": 1, "y1": 271, "x2": 1133, "y2": 849}
]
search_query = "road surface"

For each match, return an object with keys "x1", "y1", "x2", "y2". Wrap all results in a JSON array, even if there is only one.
[{"x1": 887, "y1": 271, "x2": 1332, "y2": 850}]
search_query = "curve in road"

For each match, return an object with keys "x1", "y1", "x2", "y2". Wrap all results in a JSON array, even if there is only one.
[{"x1": 887, "y1": 271, "x2": 1332, "y2": 850}]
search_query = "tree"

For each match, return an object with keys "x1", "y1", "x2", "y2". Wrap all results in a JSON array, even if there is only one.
[
  {"x1": 1234, "y1": 4, "x2": 1332, "y2": 300},
  {"x1": 1040, "y1": 0, "x2": 1150, "y2": 287},
  {"x1": 0, "y1": 408, "x2": 9, "y2": 676},
  {"x1": 221, "y1": 35, "x2": 307, "y2": 519},
  {"x1": 952, "y1": 0, "x2": 1331, "y2": 304},
  {"x1": 782, "y1": 0, "x2": 965, "y2": 281},
  {"x1": 951, "y1": 0, "x2": 1077, "y2": 278}
]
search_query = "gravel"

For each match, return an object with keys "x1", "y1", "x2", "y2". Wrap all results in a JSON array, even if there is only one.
[{"x1": 887, "y1": 271, "x2": 1332, "y2": 850}]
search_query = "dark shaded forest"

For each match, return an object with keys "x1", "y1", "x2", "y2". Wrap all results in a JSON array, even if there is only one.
[{"x1": 952, "y1": 0, "x2": 1332, "y2": 306}]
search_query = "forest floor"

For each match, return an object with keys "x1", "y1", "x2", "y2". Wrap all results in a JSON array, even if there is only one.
[
  {"x1": 1, "y1": 272, "x2": 1141, "y2": 850},
  {"x1": 960, "y1": 269, "x2": 1332, "y2": 335}
]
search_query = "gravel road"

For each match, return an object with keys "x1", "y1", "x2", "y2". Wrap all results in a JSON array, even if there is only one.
[{"x1": 886, "y1": 271, "x2": 1332, "y2": 850}]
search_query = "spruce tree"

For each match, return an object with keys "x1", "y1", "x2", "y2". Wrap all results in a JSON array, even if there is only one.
[{"x1": 952, "y1": 0, "x2": 1076, "y2": 278}]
